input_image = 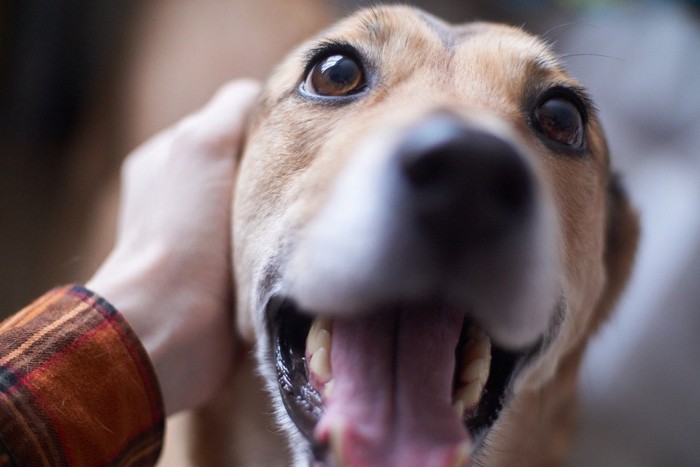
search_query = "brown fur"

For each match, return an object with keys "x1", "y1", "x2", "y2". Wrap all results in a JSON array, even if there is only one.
[{"x1": 196, "y1": 6, "x2": 639, "y2": 466}]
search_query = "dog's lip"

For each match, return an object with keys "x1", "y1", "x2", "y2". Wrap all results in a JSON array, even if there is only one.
[
  {"x1": 269, "y1": 297, "x2": 322, "y2": 443},
  {"x1": 267, "y1": 295, "x2": 532, "y2": 465}
]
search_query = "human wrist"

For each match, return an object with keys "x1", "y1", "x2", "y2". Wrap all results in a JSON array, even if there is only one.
[{"x1": 86, "y1": 246, "x2": 188, "y2": 414}]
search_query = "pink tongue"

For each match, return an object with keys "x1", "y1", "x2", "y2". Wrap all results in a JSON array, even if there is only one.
[{"x1": 314, "y1": 309, "x2": 470, "y2": 467}]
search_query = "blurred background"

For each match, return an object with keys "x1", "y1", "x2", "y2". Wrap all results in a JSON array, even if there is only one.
[{"x1": 1, "y1": 0, "x2": 698, "y2": 465}]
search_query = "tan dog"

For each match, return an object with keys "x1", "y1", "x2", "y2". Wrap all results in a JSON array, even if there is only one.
[{"x1": 213, "y1": 5, "x2": 638, "y2": 466}]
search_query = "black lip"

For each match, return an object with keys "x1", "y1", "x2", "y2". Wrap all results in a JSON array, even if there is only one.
[
  {"x1": 268, "y1": 298, "x2": 321, "y2": 437},
  {"x1": 266, "y1": 296, "x2": 541, "y2": 463}
]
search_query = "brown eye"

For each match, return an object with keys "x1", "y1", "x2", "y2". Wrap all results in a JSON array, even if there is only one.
[
  {"x1": 304, "y1": 54, "x2": 365, "y2": 97},
  {"x1": 534, "y1": 97, "x2": 584, "y2": 148}
]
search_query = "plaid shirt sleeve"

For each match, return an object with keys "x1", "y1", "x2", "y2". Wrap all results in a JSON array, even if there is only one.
[{"x1": 0, "y1": 285, "x2": 164, "y2": 467}]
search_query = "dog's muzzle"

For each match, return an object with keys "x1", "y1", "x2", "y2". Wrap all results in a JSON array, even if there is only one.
[{"x1": 270, "y1": 112, "x2": 559, "y2": 466}]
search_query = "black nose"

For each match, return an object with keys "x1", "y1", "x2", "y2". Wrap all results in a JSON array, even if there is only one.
[{"x1": 396, "y1": 113, "x2": 534, "y2": 253}]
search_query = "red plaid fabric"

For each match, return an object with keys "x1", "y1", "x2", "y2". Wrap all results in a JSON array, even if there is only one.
[{"x1": 0, "y1": 286, "x2": 164, "y2": 466}]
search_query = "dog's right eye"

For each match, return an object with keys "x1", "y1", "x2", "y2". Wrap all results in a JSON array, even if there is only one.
[{"x1": 303, "y1": 54, "x2": 366, "y2": 97}]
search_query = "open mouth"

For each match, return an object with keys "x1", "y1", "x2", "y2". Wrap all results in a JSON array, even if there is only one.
[{"x1": 267, "y1": 296, "x2": 535, "y2": 465}]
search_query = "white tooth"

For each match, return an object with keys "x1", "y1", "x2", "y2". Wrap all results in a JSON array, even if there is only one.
[
  {"x1": 323, "y1": 379, "x2": 335, "y2": 399},
  {"x1": 461, "y1": 358, "x2": 490, "y2": 384},
  {"x1": 474, "y1": 334, "x2": 490, "y2": 357},
  {"x1": 463, "y1": 332, "x2": 491, "y2": 361},
  {"x1": 306, "y1": 318, "x2": 332, "y2": 357},
  {"x1": 455, "y1": 381, "x2": 483, "y2": 410},
  {"x1": 452, "y1": 399, "x2": 465, "y2": 418},
  {"x1": 454, "y1": 329, "x2": 491, "y2": 410},
  {"x1": 460, "y1": 333, "x2": 490, "y2": 380},
  {"x1": 308, "y1": 328, "x2": 332, "y2": 357},
  {"x1": 309, "y1": 347, "x2": 332, "y2": 382}
]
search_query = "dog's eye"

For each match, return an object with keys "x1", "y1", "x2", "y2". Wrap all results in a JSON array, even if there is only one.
[
  {"x1": 304, "y1": 54, "x2": 365, "y2": 97},
  {"x1": 534, "y1": 97, "x2": 584, "y2": 148}
]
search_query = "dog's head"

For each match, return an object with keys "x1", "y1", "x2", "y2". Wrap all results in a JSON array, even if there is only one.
[{"x1": 232, "y1": 6, "x2": 638, "y2": 466}]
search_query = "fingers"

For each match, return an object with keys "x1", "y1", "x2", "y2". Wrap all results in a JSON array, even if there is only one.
[
  {"x1": 200, "y1": 79, "x2": 262, "y2": 141},
  {"x1": 125, "y1": 78, "x2": 261, "y2": 164},
  {"x1": 174, "y1": 79, "x2": 262, "y2": 156},
  {"x1": 114, "y1": 80, "x2": 261, "y2": 240}
]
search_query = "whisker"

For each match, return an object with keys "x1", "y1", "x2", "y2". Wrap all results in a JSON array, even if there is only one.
[
  {"x1": 559, "y1": 52, "x2": 626, "y2": 62},
  {"x1": 541, "y1": 21, "x2": 599, "y2": 41},
  {"x1": 540, "y1": 21, "x2": 586, "y2": 40}
]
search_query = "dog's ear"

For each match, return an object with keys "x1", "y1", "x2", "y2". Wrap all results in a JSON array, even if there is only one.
[{"x1": 589, "y1": 173, "x2": 640, "y2": 332}]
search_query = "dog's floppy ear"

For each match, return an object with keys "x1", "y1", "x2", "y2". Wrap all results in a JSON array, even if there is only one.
[{"x1": 589, "y1": 173, "x2": 640, "y2": 332}]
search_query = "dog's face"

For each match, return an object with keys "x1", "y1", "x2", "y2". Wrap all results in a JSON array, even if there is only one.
[{"x1": 233, "y1": 6, "x2": 637, "y2": 466}]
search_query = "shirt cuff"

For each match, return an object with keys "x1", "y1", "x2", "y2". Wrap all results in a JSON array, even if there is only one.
[{"x1": 0, "y1": 285, "x2": 164, "y2": 467}]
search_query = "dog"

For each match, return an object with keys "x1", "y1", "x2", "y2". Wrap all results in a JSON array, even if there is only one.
[{"x1": 195, "y1": 5, "x2": 638, "y2": 466}]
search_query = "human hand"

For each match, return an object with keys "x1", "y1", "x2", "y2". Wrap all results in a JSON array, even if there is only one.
[{"x1": 87, "y1": 80, "x2": 261, "y2": 415}]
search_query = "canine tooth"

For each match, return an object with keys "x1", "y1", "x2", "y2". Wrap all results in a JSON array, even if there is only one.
[
  {"x1": 454, "y1": 331, "x2": 491, "y2": 410},
  {"x1": 458, "y1": 332, "x2": 491, "y2": 384},
  {"x1": 474, "y1": 334, "x2": 490, "y2": 356},
  {"x1": 323, "y1": 379, "x2": 335, "y2": 399},
  {"x1": 309, "y1": 347, "x2": 332, "y2": 382},
  {"x1": 307, "y1": 329, "x2": 332, "y2": 357},
  {"x1": 461, "y1": 358, "x2": 490, "y2": 384},
  {"x1": 306, "y1": 318, "x2": 332, "y2": 357}
]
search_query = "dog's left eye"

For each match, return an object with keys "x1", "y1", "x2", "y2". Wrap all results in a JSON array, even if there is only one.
[
  {"x1": 534, "y1": 97, "x2": 584, "y2": 148},
  {"x1": 304, "y1": 54, "x2": 365, "y2": 97}
]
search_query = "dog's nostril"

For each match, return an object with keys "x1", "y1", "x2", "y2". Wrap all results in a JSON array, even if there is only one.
[
  {"x1": 396, "y1": 114, "x2": 534, "y2": 245},
  {"x1": 399, "y1": 115, "x2": 467, "y2": 189},
  {"x1": 401, "y1": 144, "x2": 457, "y2": 188},
  {"x1": 489, "y1": 159, "x2": 533, "y2": 215}
]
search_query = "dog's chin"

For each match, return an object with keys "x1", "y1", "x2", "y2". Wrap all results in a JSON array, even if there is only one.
[{"x1": 264, "y1": 295, "x2": 543, "y2": 466}]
